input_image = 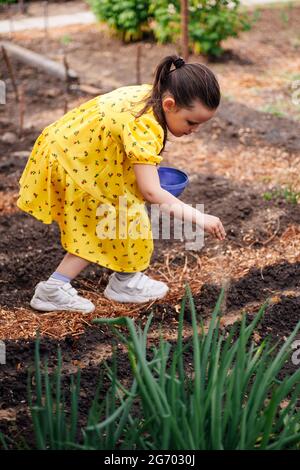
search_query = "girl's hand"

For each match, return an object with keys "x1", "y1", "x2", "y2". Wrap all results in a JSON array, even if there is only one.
[{"x1": 201, "y1": 214, "x2": 226, "y2": 240}]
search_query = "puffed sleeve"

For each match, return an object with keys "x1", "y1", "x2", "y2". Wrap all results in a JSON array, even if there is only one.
[{"x1": 123, "y1": 113, "x2": 164, "y2": 165}]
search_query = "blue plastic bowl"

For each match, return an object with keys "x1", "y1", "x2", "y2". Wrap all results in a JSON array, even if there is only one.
[{"x1": 158, "y1": 166, "x2": 189, "y2": 197}]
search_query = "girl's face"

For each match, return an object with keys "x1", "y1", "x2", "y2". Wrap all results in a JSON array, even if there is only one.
[{"x1": 162, "y1": 96, "x2": 216, "y2": 137}]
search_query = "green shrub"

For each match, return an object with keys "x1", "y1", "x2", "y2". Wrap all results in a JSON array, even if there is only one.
[
  {"x1": 86, "y1": 0, "x2": 251, "y2": 56},
  {"x1": 189, "y1": 0, "x2": 251, "y2": 57},
  {"x1": 87, "y1": 0, "x2": 150, "y2": 42},
  {"x1": 150, "y1": 0, "x2": 251, "y2": 57},
  {"x1": 148, "y1": 0, "x2": 181, "y2": 44}
]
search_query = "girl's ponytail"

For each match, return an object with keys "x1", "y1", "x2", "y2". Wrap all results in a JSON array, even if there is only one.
[
  {"x1": 149, "y1": 56, "x2": 180, "y2": 144},
  {"x1": 151, "y1": 55, "x2": 186, "y2": 115},
  {"x1": 152, "y1": 55, "x2": 178, "y2": 94}
]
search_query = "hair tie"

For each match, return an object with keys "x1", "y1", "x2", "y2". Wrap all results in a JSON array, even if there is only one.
[{"x1": 173, "y1": 57, "x2": 185, "y2": 69}]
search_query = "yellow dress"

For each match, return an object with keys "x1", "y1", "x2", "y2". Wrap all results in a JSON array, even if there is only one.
[{"x1": 17, "y1": 84, "x2": 164, "y2": 272}]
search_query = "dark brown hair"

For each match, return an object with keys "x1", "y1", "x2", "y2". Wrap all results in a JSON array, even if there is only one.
[{"x1": 137, "y1": 55, "x2": 221, "y2": 149}]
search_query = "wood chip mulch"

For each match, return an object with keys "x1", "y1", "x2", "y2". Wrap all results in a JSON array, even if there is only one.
[{"x1": 1, "y1": 224, "x2": 300, "y2": 341}]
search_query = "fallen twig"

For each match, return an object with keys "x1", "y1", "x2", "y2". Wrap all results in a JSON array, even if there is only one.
[
  {"x1": 261, "y1": 219, "x2": 281, "y2": 246},
  {"x1": 179, "y1": 255, "x2": 188, "y2": 282}
]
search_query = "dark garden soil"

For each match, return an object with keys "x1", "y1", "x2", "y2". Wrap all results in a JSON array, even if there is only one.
[
  {"x1": 193, "y1": 261, "x2": 300, "y2": 317},
  {"x1": 1, "y1": 2, "x2": 300, "y2": 447}
]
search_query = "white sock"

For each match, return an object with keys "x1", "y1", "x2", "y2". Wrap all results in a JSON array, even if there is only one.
[
  {"x1": 115, "y1": 272, "x2": 136, "y2": 282},
  {"x1": 47, "y1": 271, "x2": 72, "y2": 284}
]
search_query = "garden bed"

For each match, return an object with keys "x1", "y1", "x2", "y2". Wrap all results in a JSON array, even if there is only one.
[{"x1": 1, "y1": 1, "x2": 300, "y2": 447}]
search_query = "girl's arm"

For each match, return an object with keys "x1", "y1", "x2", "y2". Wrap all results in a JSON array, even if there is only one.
[{"x1": 133, "y1": 164, "x2": 226, "y2": 241}]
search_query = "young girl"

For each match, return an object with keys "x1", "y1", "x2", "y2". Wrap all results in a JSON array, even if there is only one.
[{"x1": 17, "y1": 55, "x2": 226, "y2": 313}]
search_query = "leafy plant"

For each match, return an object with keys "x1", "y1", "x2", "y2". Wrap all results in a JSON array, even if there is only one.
[
  {"x1": 149, "y1": 0, "x2": 180, "y2": 44},
  {"x1": 150, "y1": 0, "x2": 252, "y2": 57},
  {"x1": 2, "y1": 287, "x2": 300, "y2": 449},
  {"x1": 26, "y1": 336, "x2": 138, "y2": 450},
  {"x1": 86, "y1": 0, "x2": 252, "y2": 56},
  {"x1": 260, "y1": 103, "x2": 286, "y2": 118},
  {"x1": 95, "y1": 287, "x2": 300, "y2": 450},
  {"x1": 263, "y1": 186, "x2": 300, "y2": 205},
  {"x1": 1, "y1": 287, "x2": 300, "y2": 450},
  {"x1": 60, "y1": 34, "x2": 73, "y2": 46},
  {"x1": 280, "y1": 2, "x2": 294, "y2": 26},
  {"x1": 189, "y1": 0, "x2": 252, "y2": 57}
]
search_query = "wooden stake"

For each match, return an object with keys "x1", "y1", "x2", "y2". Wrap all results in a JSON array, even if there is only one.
[
  {"x1": 44, "y1": 1, "x2": 49, "y2": 38},
  {"x1": 63, "y1": 97, "x2": 68, "y2": 115},
  {"x1": 63, "y1": 54, "x2": 70, "y2": 113},
  {"x1": 180, "y1": 0, "x2": 189, "y2": 62},
  {"x1": 18, "y1": 0, "x2": 26, "y2": 15},
  {"x1": 1, "y1": 46, "x2": 19, "y2": 103},
  {"x1": 18, "y1": 84, "x2": 25, "y2": 137},
  {"x1": 63, "y1": 54, "x2": 71, "y2": 90}
]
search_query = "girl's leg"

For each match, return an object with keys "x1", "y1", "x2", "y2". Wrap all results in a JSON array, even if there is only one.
[{"x1": 53, "y1": 252, "x2": 90, "y2": 280}]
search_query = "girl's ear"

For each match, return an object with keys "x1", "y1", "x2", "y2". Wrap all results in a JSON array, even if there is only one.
[{"x1": 162, "y1": 96, "x2": 177, "y2": 113}]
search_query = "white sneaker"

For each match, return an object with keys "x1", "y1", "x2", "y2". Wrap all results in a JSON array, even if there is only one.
[
  {"x1": 104, "y1": 272, "x2": 169, "y2": 304},
  {"x1": 30, "y1": 280, "x2": 95, "y2": 313}
]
